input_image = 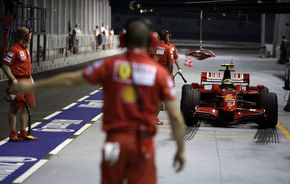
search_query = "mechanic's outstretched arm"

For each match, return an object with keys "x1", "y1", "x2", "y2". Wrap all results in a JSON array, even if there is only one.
[
  {"x1": 164, "y1": 99, "x2": 186, "y2": 173},
  {"x1": 10, "y1": 70, "x2": 89, "y2": 93}
]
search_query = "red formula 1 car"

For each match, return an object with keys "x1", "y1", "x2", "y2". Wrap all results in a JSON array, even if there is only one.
[{"x1": 181, "y1": 64, "x2": 278, "y2": 128}]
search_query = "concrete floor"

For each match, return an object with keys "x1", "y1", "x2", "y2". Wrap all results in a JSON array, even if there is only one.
[{"x1": 1, "y1": 48, "x2": 290, "y2": 184}]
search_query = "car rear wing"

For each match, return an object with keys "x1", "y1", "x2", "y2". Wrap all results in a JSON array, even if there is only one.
[{"x1": 201, "y1": 72, "x2": 250, "y2": 84}]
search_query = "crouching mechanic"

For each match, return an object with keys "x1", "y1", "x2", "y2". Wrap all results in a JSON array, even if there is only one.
[
  {"x1": 10, "y1": 19, "x2": 186, "y2": 184},
  {"x1": 2, "y1": 26, "x2": 37, "y2": 142}
]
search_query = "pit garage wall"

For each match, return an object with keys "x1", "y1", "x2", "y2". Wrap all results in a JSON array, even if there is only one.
[
  {"x1": 0, "y1": 0, "x2": 113, "y2": 82},
  {"x1": 34, "y1": 0, "x2": 111, "y2": 55},
  {"x1": 272, "y1": 0, "x2": 290, "y2": 57}
]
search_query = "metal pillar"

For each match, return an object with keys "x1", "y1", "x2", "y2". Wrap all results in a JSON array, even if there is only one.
[{"x1": 260, "y1": 14, "x2": 266, "y2": 57}]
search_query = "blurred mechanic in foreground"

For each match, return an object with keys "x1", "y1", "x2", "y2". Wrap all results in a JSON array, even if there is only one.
[
  {"x1": 10, "y1": 19, "x2": 186, "y2": 184},
  {"x1": 2, "y1": 27, "x2": 37, "y2": 142},
  {"x1": 149, "y1": 29, "x2": 175, "y2": 125}
]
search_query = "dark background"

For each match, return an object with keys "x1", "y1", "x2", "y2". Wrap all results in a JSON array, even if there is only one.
[{"x1": 109, "y1": 0, "x2": 276, "y2": 42}]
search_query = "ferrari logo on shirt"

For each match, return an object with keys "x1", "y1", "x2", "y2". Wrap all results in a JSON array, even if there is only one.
[
  {"x1": 119, "y1": 65, "x2": 132, "y2": 79},
  {"x1": 151, "y1": 48, "x2": 156, "y2": 54},
  {"x1": 19, "y1": 51, "x2": 25, "y2": 57}
]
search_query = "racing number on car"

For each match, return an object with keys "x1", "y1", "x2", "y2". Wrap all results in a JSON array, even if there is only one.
[{"x1": 119, "y1": 65, "x2": 132, "y2": 80}]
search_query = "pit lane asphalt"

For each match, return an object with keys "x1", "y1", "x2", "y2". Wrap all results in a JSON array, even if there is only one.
[
  {"x1": 1, "y1": 48, "x2": 290, "y2": 184},
  {"x1": 0, "y1": 61, "x2": 97, "y2": 140}
]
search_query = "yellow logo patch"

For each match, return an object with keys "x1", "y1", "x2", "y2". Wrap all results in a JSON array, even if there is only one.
[
  {"x1": 225, "y1": 94, "x2": 234, "y2": 99},
  {"x1": 20, "y1": 51, "x2": 25, "y2": 57},
  {"x1": 122, "y1": 87, "x2": 137, "y2": 103},
  {"x1": 153, "y1": 55, "x2": 159, "y2": 62},
  {"x1": 118, "y1": 65, "x2": 132, "y2": 80}
]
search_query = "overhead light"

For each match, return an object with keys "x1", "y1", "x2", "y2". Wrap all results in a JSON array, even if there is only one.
[{"x1": 140, "y1": 9, "x2": 147, "y2": 13}]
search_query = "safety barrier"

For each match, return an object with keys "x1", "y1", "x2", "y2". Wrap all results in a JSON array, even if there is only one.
[{"x1": 40, "y1": 35, "x2": 120, "y2": 61}]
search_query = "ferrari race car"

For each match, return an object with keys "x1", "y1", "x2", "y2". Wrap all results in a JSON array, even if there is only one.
[{"x1": 181, "y1": 64, "x2": 278, "y2": 128}]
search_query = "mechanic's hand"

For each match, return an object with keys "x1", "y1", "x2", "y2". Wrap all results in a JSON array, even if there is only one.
[
  {"x1": 9, "y1": 80, "x2": 34, "y2": 94},
  {"x1": 178, "y1": 69, "x2": 183, "y2": 75},
  {"x1": 173, "y1": 150, "x2": 185, "y2": 173}
]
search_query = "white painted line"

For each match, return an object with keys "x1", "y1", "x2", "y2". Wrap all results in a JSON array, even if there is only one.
[
  {"x1": 13, "y1": 159, "x2": 48, "y2": 184},
  {"x1": 49, "y1": 138, "x2": 74, "y2": 155},
  {"x1": 74, "y1": 124, "x2": 92, "y2": 136},
  {"x1": 62, "y1": 102, "x2": 77, "y2": 110},
  {"x1": 77, "y1": 95, "x2": 90, "y2": 102},
  {"x1": 90, "y1": 89, "x2": 100, "y2": 95},
  {"x1": 0, "y1": 138, "x2": 9, "y2": 146},
  {"x1": 25, "y1": 122, "x2": 42, "y2": 131},
  {"x1": 43, "y1": 111, "x2": 62, "y2": 120},
  {"x1": 91, "y1": 113, "x2": 103, "y2": 122},
  {"x1": 31, "y1": 122, "x2": 42, "y2": 129}
]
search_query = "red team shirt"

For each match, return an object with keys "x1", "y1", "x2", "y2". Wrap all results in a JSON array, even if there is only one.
[
  {"x1": 3, "y1": 42, "x2": 35, "y2": 108},
  {"x1": 83, "y1": 49, "x2": 176, "y2": 133},
  {"x1": 168, "y1": 43, "x2": 178, "y2": 60},
  {"x1": 3, "y1": 42, "x2": 31, "y2": 76},
  {"x1": 149, "y1": 41, "x2": 174, "y2": 69}
]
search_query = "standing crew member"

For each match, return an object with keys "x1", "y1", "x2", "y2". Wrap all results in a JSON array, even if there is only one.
[
  {"x1": 2, "y1": 27, "x2": 37, "y2": 142},
  {"x1": 149, "y1": 29, "x2": 175, "y2": 125},
  {"x1": 94, "y1": 25, "x2": 100, "y2": 49},
  {"x1": 164, "y1": 30, "x2": 183, "y2": 78},
  {"x1": 10, "y1": 19, "x2": 185, "y2": 184},
  {"x1": 72, "y1": 24, "x2": 82, "y2": 54}
]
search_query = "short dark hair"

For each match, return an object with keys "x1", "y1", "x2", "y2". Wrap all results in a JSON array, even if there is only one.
[
  {"x1": 158, "y1": 29, "x2": 169, "y2": 41},
  {"x1": 125, "y1": 19, "x2": 151, "y2": 48}
]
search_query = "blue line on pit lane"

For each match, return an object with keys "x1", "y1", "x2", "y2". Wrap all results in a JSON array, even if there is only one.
[{"x1": 0, "y1": 91, "x2": 103, "y2": 184}]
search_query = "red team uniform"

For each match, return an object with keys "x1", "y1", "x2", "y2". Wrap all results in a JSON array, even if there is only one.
[
  {"x1": 168, "y1": 42, "x2": 178, "y2": 60},
  {"x1": 83, "y1": 48, "x2": 176, "y2": 184},
  {"x1": 3, "y1": 42, "x2": 35, "y2": 109},
  {"x1": 149, "y1": 40, "x2": 174, "y2": 73}
]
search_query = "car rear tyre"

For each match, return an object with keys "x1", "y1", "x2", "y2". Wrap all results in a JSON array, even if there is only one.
[
  {"x1": 258, "y1": 92, "x2": 278, "y2": 128},
  {"x1": 181, "y1": 85, "x2": 200, "y2": 126}
]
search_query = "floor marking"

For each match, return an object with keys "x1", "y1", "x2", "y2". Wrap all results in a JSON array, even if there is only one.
[
  {"x1": 31, "y1": 122, "x2": 42, "y2": 129},
  {"x1": 43, "y1": 111, "x2": 62, "y2": 120},
  {"x1": 62, "y1": 102, "x2": 77, "y2": 110},
  {"x1": 90, "y1": 89, "x2": 100, "y2": 95},
  {"x1": 277, "y1": 122, "x2": 290, "y2": 140},
  {"x1": 0, "y1": 138, "x2": 9, "y2": 146},
  {"x1": 12, "y1": 159, "x2": 48, "y2": 184},
  {"x1": 74, "y1": 124, "x2": 92, "y2": 136},
  {"x1": 49, "y1": 138, "x2": 74, "y2": 155},
  {"x1": 91, "y1": 113, "x2": 103, "y2": 122},
  {"x1": 77, "y1": 95, "x2": 89, "y2": 102}
]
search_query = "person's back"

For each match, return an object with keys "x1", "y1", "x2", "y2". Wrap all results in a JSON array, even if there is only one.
[
  {"x1": 149, "y1": 40, "x2": 174, "y2": 69},
  {"x1": 83, "y1": 48, "x2": 173, "y2": 133}
]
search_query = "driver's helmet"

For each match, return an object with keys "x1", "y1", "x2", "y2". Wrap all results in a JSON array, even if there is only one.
[{"x1": 221, "y1": 79, "x2": 234, "y2": 89}]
